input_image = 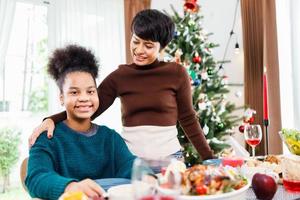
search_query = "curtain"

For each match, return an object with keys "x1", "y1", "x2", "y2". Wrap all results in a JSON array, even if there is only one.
[
  {"x1": 124, "y1": 0, "x2": 151, "y2": 64},
  {"x1": 0, "y1": 0, "x2": 17, "y2": 111},
  {"x1": 241, "y1": 0, "x2": 282, "y2": 155},
  {"x1": 262, "y1": 0, "x2": 282, "y2": 155},
  {"x1": 240, "y1": 0, "x2": 264, "y2": 155},
  {"x1": 47, "y1": 0, "x2": 125, "y2": 131},
  {"x1": 277, "y1": 0, "x2": 300, "y2": 138}
]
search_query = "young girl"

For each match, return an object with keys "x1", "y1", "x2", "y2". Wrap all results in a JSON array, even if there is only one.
[
  {"x1": 29, "y1": 9, "x2": 214, "y2": 161},
  {"x1": 25, "y1": 45, "x2": 136, "y2": 200}
]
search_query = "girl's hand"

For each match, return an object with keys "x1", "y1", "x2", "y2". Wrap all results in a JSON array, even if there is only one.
[
  {"x1": 64, "y1": 179, "x2": 104, "y2": 199},
  {"x1": 29, "y1": 118, "x2": 55, "y2": 147}
]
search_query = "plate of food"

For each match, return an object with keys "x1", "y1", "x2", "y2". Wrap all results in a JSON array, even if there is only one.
[
  {"x1": 107, "y1": 184, "x2": 133, "y2": 200},
  {"x1": 178, "y1": 165, "x2": 250, "y2": 200},
  {"x1": 241, "y1": 155, "x2": 282, "y2": 183}
]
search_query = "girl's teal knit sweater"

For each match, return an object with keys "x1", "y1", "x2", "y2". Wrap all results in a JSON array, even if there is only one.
[{"x1": 25, "y1": 122, "x2": 136, "y2": 200}]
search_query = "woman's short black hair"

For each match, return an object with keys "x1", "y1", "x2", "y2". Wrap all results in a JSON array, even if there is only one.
[
  {"x1": 131, "y1": 9, "x2": 175, "y2": 49},
  {"x1": 47, "y1": 44, "x2": 99, "y2": 92}
]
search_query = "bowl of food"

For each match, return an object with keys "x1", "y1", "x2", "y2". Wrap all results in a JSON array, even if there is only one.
[
  {"x1": 179, "y1": 165, "x2": 250, "y2": 200},
  {"x1": 279, "y1": 129, "x2": 300, "y2": 155}
]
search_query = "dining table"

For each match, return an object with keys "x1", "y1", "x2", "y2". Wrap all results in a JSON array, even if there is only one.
[
  {"x1": 96, "y1": 179, "x2": 300, "y2": 200},
  {"x1": 30, "y1": 177, "x2": 298, "y2": 200}
]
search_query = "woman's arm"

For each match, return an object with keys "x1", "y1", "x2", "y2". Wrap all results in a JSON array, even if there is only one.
[
  {"x1": 176, "y1": 66, "x2": 213, "y2": 160},
  {"x1": 91, "y1": 72, "x2": 118, "y2": 120}
]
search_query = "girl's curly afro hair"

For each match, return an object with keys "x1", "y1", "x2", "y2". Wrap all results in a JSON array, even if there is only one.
[{"x1": 47, "y1": 44, "x2": 99, "y2": 90}]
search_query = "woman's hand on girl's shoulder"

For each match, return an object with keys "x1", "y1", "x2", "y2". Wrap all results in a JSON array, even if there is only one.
[{"x1": 29, "y1": 118, "x2": 55, "y2": 147}]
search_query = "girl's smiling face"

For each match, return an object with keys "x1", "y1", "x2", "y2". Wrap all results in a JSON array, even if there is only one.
[{"x1": 60, "y1": 71, "x2": 99, "y2": 121}]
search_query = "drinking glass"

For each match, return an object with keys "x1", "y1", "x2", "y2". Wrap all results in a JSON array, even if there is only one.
[
  {"x1": 131, "y1": 158, "x2": 181, "y2": 200},
  {"x1": 244, "y1": 124, "x2": 262, "y2": 157}
]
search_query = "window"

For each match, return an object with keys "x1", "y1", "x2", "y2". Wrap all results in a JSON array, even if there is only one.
[{"x1": 2, "y1": 1, "x2": 48, "y2": 113}]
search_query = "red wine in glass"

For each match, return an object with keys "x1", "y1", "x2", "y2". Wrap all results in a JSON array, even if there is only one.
[
  {"x1": 246, "y1": 138, "x2": 261, "y2": 146},
  {"x1": 244, "y1": 124, "x2": 262, "y2": 157}
]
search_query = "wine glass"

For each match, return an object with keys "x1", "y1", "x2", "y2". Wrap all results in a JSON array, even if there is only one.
[
  {"x1": 131, "y1": 158, "x2": 181, "y2": 200},
  {"x1": 244, "y1": 124, "x2": 262, "y2": 157}
]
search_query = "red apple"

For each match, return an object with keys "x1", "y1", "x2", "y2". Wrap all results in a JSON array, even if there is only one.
[{"x1": 252, "y1": 173, "x2": 277, "y2": 200}]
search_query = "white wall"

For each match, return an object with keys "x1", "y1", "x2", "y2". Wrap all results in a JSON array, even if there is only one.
[{"x1": 151, "y1": 0, "x2": 245, "y2": 139}]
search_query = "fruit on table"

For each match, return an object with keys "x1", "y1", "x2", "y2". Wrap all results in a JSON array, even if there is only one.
[
  {"x1": 59, "y1": 191, "x2": 88, "y2": 200},
  {"x1": 285, "y1": 137, "x2": 300, "y2": 154},
  {"x1": 281, "y1": 129, "x2": 300, "y2": 155},
  {"x1": 252, "y1": 173, "x2": 277, "y2": 200}
]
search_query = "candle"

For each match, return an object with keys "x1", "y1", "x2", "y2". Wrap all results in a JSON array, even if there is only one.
[{"x1": 263, "y1": 67, "x2": 269, "y2": 121}]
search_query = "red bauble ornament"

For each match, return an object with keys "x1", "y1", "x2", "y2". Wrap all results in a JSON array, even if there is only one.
[
  {"x1": 239, "y1": 125, "x2": 245, "y2": 133},
  {"x1": 184, "y1": 0, "x2": 199, "y2": 13},
  {"x1": 193, "y1": 56, "x2": 202, "y2": 63}
]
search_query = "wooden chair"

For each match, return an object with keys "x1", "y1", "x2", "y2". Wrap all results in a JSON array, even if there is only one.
[
  {"x1": 20, "y1": 157, "x2": 43, "y2": 200},
  {"x1": 20, "y1": 157, "x2": 28, "y2": 192}
]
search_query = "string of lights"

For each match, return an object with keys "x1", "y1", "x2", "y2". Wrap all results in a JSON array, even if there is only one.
[{"x1": 219, "y1": 0, "x2": 240, "y2": 70}]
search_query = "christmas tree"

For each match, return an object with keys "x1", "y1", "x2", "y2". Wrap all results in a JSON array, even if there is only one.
[{"x1": 165, "y1": 0, "x2": 240, "y2": 165}]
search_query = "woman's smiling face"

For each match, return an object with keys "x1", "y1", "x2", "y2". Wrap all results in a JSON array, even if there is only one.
[{"x1": 130, "y1": 34, "x2": 161, "y2": 66}]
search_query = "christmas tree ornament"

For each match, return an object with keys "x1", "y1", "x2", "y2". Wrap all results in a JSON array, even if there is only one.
[
  {"x1": 184, "y1": 0, "x2": 199, "y2": 13},
  {"x1": 201, "y1": 70, "x2": 208, "y2": 80},
  {"x1": 188, "y1": 69, "x2": 197, "y2": 80},
  {"x1": 199, "y1": 93, "x2": 206, "y2": 100},
  {"x1": 218, "y1": 103, "x2": 226, "y2": 115},
  {"x1": 193, "y1": 55, "x2": 202, "y2": 63},
  {"x1": 207, "y1": 68, "x2": 213, "y2": 75},
  {"x1": 195, "y1": 63, "x2": 201, "y2": 70},
  {"x1": 222, "y1": 75, "x2": 229, "y2": 85},
  {"x1": 203, "y1": 124, "x2": 209, "y2": 135},
  {"x1": 217, "y1": 123, "x2": 224, "y2": 129},
  {"x1": 192, "y1": 79, "x2": 201, "y2": 86},
  {"x1": 183, "y1": 26, "x2": 189, "y2": 36},
  {"x1": 206, "y1": 101, "x2": 212, "y2": 107},
  {"x1": 198, "y1": 101, "x2": 206, "y2": 110},
  {"x1": 215, "y1": 116, "x2": 221, "y2": 123},
  {"x1": 176, "y1": 31, "x2": 181, "y2": 37},
  {"x1": 239, "y1": 125, "x2": 245, "y2": 133},
  {"x1": 234, "y1": 91, "x2": 242, "y2": 98}
]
